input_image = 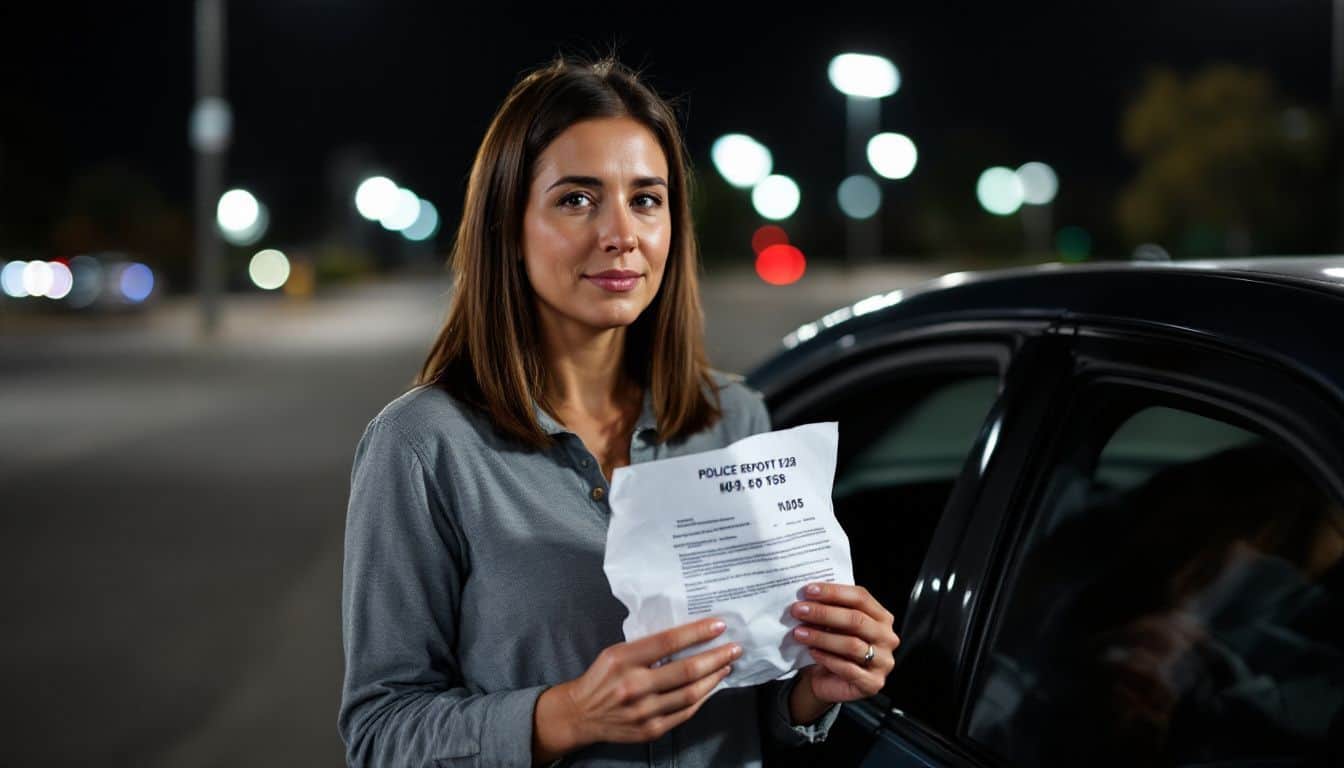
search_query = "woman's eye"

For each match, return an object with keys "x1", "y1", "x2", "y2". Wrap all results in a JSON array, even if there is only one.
[
  {"x1": 558, "y1": 192, "x2": 593, "y2": 209},
  {"x1": 633, "y1": 193, "x2": 663, "y2": 209}
]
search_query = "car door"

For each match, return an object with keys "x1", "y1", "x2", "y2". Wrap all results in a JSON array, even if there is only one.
[
  {"x1": 944, "y1": 325, "x2": 1344, "y2": 768},
  {"x1": 758, "y1": 323, "x2": 1073, "y2": 768}
]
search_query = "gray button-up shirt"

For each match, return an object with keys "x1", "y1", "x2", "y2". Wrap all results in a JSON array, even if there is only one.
[{"x1": 339, "y1": 372, "x2": 838, "y2": 767}]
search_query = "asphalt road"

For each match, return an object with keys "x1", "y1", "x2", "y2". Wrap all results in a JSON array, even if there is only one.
[{"x1": 0, "y1": 263, "x2": 942, "y2": 766}]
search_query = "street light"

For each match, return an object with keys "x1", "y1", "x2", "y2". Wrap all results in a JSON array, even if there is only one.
[
  {"x1": 380, "y1": 188, "x2": 422, "y2": 232},
  {"x1": 751, "y1": 175, "x2": 801, "y2": 220},
  {"x1": 977, "y1": 162, "x2": 1064, "y2": 256},
  {"x1": 710, "y1": 134, "x2": 773, "y2": 189},
  {"x1": 249, "y1": 249, "x2": 291, "y2": 290},
  {"x1": 191, "y1": 0, "x2": 228, "y2": 336},
  {"x1": 828, "y1": 52, "x2": 900, "y2": 263},
  {"x1": 827, "y1": 54, "x2": 900, "y2": 99},
  {"x1": 1016, "y1": 162, "x2": 1058, "y2": 204},
  {"x1": 355, "y1": 176, "x2": 399, "y2": 221},
  {"x1": 837, "y1": 175, "x2": 881, "y2": 219},
  {"x1": 976, "y1": 167, "x2": 1025, "y2": 216},
  {"x1": 216, "y1": 188, "x2": 269, "y2": 246},
  {"x1": 402, "y1": 200, "x2": 440, "y2": 242},
  {"x1": 867, "y1": 133, "x2": 918, "y2": 180}
]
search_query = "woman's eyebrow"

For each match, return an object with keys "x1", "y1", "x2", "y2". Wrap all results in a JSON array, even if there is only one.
[{"x1": 545, "y1": 175, "x2": 668, "y2": 192}]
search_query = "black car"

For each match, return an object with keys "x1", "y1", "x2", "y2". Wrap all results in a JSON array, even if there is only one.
[{"x1": 750, "y1": 258, "x2": 1344, "y2": 768}]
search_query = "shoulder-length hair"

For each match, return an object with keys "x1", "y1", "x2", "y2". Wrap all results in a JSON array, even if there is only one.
[{"x1": 416, "y1": 56, "x2": 721, "y2": 449}]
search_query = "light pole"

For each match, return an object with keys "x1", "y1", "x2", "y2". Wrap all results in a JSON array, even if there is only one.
[
  {"x1": 1334, "y1": 0, "x2": 1344, "y2": 250},
  {"x1": 976, "y1": 164, "x2": 1058, "y2": 258},
  {"x1": 828, "y1": 53, "x2": 899, "y2": 264},
  {"x1": 1016, "y1": 162, "x2": 1058, "y2": 256},
  {"x1": 191, "y1": 0, "x2": 228, "y2": 337}
]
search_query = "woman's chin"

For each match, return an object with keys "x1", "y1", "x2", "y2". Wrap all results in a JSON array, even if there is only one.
[{"x1": 580, "y1": 300, "x2": 650, "y2": 330}]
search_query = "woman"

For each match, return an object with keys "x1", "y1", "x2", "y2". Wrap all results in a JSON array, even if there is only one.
[{"x1": 338, "y1": 56, "x2": 901, "y2": 767}]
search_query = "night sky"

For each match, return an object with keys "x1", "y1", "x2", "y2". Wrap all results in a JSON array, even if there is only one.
[{"x1": 0, "y1": 1, "x2": 1330, "y2": 263}]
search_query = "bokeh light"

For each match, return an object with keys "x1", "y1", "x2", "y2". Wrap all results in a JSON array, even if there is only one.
[
  {"x1": 119, "y1": 263, "x2": 154, "y2": 302},
  {"x1": 67, "y1": 255, "x2": 103, "y2": 308},
  {"x1": 355, "y1": 176, "x2": 398, "y2": 221},
  {"x1": 379, "y1": 188, "x2": 421, "y2": 231},
  {"x1": 189, "y1": 97, "x2": 232, "y2": 153},
  {"x1": 2, "y1": 261, "x2": 29, "y2": 297},
  {"x1": 222, "y1": 203, "x2": 268, "y2": 247},
  {"x1": 402, "y1": 200, "x2": 440, "y2": 242},
  {"x1": 1016, "y1": 162, "x2": 1058, "y2": 205},
  {"x1": 22, "y1": 260, "x2": 54, "y2": 297},
  {"x1": 756, "y1": 244, "x2": 807, "y2": 285},
  {"x1": 866, "y1": 133, "x2": 917, "y2": 180},
  {"x1": 827, "y1": 53, "x2": 900, "y2": 98},
  {"x1": 751, "y1": 225, "x2": 789, "y2": 254},
  {"x1": 976, "y1": 167, "x2": 1025, "y2": 216},
  {"x1": 837, "y1": 175, "x2": 881, "y2": 220},
  {"x1": 751, "y1": 175, "x2": 800, "y2": 220},
  {"x1": 217, "y1": 189, "x2": 260, "y2": 234},
  {"x1": 46, "y1": 261, "x2": 73, "y2": 300},
  {"x1": 711, "y1": 134, "x2": 773, "y2": 189},
  {"x1": 249, "y1": 249, "x2": 290, "y2": 290}
]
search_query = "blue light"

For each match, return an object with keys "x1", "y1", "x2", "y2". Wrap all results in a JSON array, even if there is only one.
[{"x1": 120, "y1": 263, "x2": 154, "y2": 303}]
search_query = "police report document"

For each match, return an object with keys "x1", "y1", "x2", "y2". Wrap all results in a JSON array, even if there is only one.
[{"x1": 604, "y1": 422, "x2": 853, "y2": 689}]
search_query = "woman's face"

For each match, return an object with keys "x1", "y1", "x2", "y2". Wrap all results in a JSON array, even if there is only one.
[{"x1": 522, "y1": 116, "x2": 672, "y2": 338}]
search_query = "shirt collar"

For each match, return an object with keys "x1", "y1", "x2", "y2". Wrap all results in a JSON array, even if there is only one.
[{"x1": 533, "y1": 387, "x2": 658, "y2": 438}]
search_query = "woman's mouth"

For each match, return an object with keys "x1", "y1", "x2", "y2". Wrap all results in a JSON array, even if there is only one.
[{"x1": 583, "y1": 270, "x2": 642, "y2": 293}]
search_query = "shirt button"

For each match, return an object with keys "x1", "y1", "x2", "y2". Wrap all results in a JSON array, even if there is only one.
[
  {"x1": 581, "y1": 458, "x2": 591, "y2": 467},
  {"x1": 591, "y1": 486, "x2": 606, "y2": 502}
]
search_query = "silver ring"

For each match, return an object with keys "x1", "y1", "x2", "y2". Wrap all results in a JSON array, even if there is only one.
[{"x1": 862, "y1": 644, "x2": 875, "y2": 667}]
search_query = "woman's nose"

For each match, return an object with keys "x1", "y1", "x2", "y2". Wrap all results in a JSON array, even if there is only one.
[{"x1": 599, "y1": 205, "x2": 638, "y2": 254}]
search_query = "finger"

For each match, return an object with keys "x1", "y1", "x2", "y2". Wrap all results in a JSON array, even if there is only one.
[
  {"x1": 647, "y1": 641, "x2": 741, "y2": 693},
  {"x1": 793, "y1": 626, "x2": 890, "y2": 669},
  {"x1": 624, "y1": 618, "x2": 727, "y2": 667},
  {"x1": 791, "y1": 602, "x2": 890, "y2": 645},
  {"x1": 637, "y1": 664, "x2": 731, "y2": 719},
  {"x1": 802, "y1": 583, "x2": 893, "y2": 626},
  {"x1": 639, "y1": 667, "x2": 729, "y2": 739},
  {"x1": 808, "y1": 647, "x2": 884, "y2": 696}
]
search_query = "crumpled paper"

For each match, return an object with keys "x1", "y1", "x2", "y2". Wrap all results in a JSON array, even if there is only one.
[{"x1": 604, "y1": 422, "x2": 853, "y2": 689}]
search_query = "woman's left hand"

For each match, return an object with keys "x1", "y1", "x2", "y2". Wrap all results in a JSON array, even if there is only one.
[{"x1": 789, "y1": 582, "x2": 900, "y2": 712}]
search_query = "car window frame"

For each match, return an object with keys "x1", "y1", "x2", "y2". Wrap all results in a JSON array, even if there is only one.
[{"x1": 761, "y1": 323, "x2": 1066, "y2": 752}]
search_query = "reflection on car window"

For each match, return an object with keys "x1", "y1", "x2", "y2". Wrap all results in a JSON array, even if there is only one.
[
  {"x1": 835, "y1": 377, "x2": 1000, "y2": 495},
  {"x1": 808, "y1": 372, "x2": 998, "y2": 642},
  {"x1": 966, "y1": 402, "x2": 1344, "y2": 767},
  {"x1": 1095, "y1": 406, "x2": 1257, "y2": 492}
]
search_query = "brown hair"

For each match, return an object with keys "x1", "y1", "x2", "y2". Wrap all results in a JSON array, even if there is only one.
[{"x1": 416, "y1": 56, "x2": 720, "y2": 449}]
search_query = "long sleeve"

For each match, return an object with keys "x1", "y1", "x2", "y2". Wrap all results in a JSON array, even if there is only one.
[
  {"x1": 740, "y1": 391, "x2": 842, "y2": 745},
  {"x1": 338, "y1": 417, "x2": 546, "y2": 767}
]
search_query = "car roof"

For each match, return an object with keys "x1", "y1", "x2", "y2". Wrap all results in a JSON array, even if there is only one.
[
  {"x1": 986, "y1": 255, "x2": 1344, "y2": 293},
  {"x1": 753, "y1": 255, "x2": 1344, "y2": 397}
]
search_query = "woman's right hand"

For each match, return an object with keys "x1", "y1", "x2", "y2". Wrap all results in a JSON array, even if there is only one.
[{"x1": 532, "y1": 617, "x2": 740, "y2": 763}]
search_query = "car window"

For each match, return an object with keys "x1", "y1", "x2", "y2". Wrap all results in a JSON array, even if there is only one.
[
  {"x1": 965, "y1": 399, "x2": 1344, "y2": 767},
  {"x1": 795, "y1": 371, "x2": 999, "y2": 636}
]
